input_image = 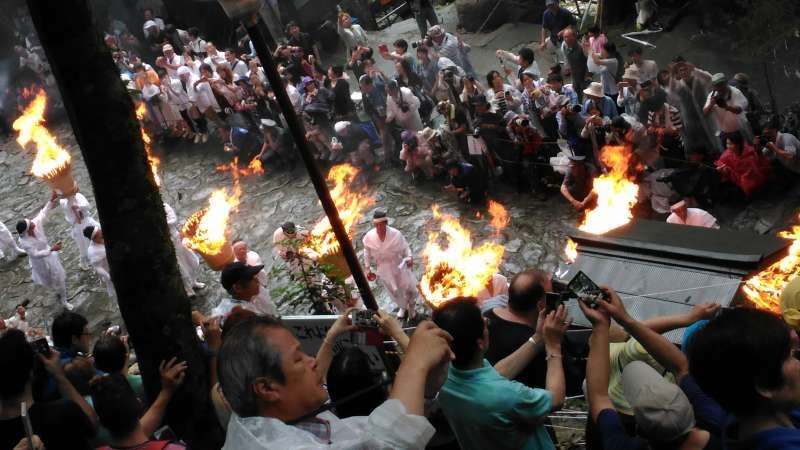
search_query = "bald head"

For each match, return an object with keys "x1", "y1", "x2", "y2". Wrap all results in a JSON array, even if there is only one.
[
  {"x1": 563, "y1": 28, "x2": 577, "y2": 46},
  {"x1": 508, "y1": 269, "x2": 551, "y2": 312}
]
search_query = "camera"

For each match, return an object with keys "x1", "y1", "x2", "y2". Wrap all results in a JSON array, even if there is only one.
[
  {"x1": 350, "y1": 310, "x2": 379, "y2": 328},
  {"x1": 712, "y1": 91, "x2": 727, "y2": 108},
  {"x1": 442, "y1": 68, "x2": 456, "y2": 83}
]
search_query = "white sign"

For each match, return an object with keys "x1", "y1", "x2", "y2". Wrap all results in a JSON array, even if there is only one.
[{"x1": 282, "y1": 315, "x2": 386, "y2": 371}]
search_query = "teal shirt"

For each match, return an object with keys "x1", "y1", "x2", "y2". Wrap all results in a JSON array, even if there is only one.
[{"x1": 438, "y1": 359, "x2": 555, "y2": 450}]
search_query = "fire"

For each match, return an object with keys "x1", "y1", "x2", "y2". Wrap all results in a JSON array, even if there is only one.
[
  {"x1": 743, "y1": 215, "x2": 800, "y2": 313},
  {"x1": 135, "y1": 103, "x2": 162, "y2": 186},
  {"x1": 302, "y1": 164, "x2": 374, "y2": 258},
  {"x1": 488, "y1": 199, "x2": 510, "y2": 234},
  {"x1": 420, "y1": 205, "x2": 505, "y2": 308},
  {"x1": 12, "y1": 89, "x2": 72, "y2": 179},
  {"x1": 182, "y1": 160, "x2": 242, "y2": 258},
  {"x1": 565, "y1": 145, "x2": 640, "y2": 262},
  {"x1": 215, "y1": 155, "x2": 264, "y2": 176}
]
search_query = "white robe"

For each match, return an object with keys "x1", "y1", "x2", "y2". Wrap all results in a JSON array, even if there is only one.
[
  {"x1": 164, "y1": 203, "x2": 201, "y2": 293},
  {"x1": 5, "y1": 313, "x2": 29, "y2": 334},
  {"x1": 235, "y1": 250, "x2": 276, "y2": 316},
  {"x1": 666, "y1": 208, "x2": 719, "y2": 229},
  {"x1": 19, "y1": 201, "x2": 67, "y2": 299},
  {"x1": 88, "y1": 240, "x2": 115, "y2": 298},
  {"x1": 59, "y1": 193, "x2": 98, "y2": 267},
  {"x1": 362, "y1": 226, "x2": 417, "y2": 310},
  {"x1": 0, "y1": 220, "x2": 24, "y2": 259}
]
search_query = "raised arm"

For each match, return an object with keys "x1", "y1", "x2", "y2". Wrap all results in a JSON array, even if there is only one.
[
  {"x1": 40, "y1": 350, "x2": 98, "y2": 427},
  {"x1": 316, "y1": 310, "x2": 357, "y2": 380},
  {"x1": 494, "y1": 308, "x2": 546, "y2": 379},
  {"x1": 578, "y1": 299, "x2": 613, "y2": 421},
  {"x1": 140, "y1": 358, "x2": 187, "y2": 437},
  {"x1": 640, "y1": 303, "x2": 720, "y2": 335},
  {"x1": 599, "y1": 288, "x2": 689, "y2": 380}
]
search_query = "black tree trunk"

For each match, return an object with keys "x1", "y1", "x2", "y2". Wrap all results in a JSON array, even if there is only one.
[{"x1": 25, "y1": 1, "x2": 223, "y2": 448}]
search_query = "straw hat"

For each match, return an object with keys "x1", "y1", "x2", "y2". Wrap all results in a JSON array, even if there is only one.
[
  {"x1": 623, "y1": 66, "x2": 641, "y2": 82},
  {"x1": 583, "y1": 82, "x2": 604, "y2": 98}
]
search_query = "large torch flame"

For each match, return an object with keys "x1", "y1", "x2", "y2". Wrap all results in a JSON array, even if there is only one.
[
  {"x1": 12, "y1": 89, "x2": 72, "y2": 179},
  {"x1": 420, "y1": 205, "x2": 506, "y2": 308},
  {"x1": 182, "y1": 160, "x2": 242, "y2": 259},
  {"x1": 565, "y1": 145, "x2": 640, "y2": 262},
  {"x1": 743, "y1": 215, "x2": 800, "y2": 313},
  {"x1": 134, "y1": 103, "x2": 162, "y2": 186},
  {"x1": 302, "y1": 164, "x2": 374, "y2": 259}
]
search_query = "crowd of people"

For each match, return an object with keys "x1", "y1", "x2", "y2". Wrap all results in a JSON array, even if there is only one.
[{"x1": 3, "y1": 0, "x2": 800, "y2": 449}]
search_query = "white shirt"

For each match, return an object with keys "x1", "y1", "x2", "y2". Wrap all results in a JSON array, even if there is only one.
[
  {"x1": 204, "y1": 52, "x2": 226, "y2": 71},
  {"x1": 6, "y1": 314, "x2": 29, "y2": 333},
  {"x1": 222, "y1": 399, "x2": 435, "y2": 449},
  {"x1": 191, "y1": 78, "x2": 220, "y2": 112},
  {"x1": 386, "y1": 87, "x2": 423, "y2": 131},
  {"x1": 286, "y1": 84, "x2": 303, "y2": 112},
  {"x1": 666, "y1": 208, "x2": 719, "y2": 228},
  {"x1": 704, "y1": 86, "x2": 748, "y2": 133},
  {"x1": 229, "y1": 58, "x2": 249, "y2": 78},
  {"x1": 775, "y1": 132, "x2": 800, "y2": 173}
]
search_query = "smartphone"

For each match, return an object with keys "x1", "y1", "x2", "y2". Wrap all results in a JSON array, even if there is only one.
[
  {"x1": 31, "y1": 337, "x2": 51, "y2": 357},
  {"x1": 545, "y1": 292, "x2": 564, "y2": 313},
  {"x1": 378, "y1": 43, "x2": 389, "y2": 54},
  {"x1": 350, "y1": 310, "x2": 379, "y2": 329},
  {"x1": 567, "y1": 270, "x2": 601, "y2": 297}
]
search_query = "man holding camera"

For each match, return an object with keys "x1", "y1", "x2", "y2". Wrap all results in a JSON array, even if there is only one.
[{"x1": 703, "y1": 73, "x2": 749, "y2": 147}]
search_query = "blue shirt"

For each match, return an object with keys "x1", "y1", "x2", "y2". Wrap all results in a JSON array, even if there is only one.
[
  {"x1": 583, "y1": 96, "x2": 619, "y2": 120},
  {"x1": 438, "y1": 359, "x2": 555, "y2": 450},
  {"x1": 744, "y1": 410, "x2": 800, "y2": 450}
]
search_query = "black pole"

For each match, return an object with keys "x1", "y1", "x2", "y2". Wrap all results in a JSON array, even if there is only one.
[{"x1": 238, "y1": 13, "x2": 379, "y2": 311}]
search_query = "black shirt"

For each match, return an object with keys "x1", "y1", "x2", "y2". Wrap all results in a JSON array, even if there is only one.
[
  {"x1": 331, "y1": 79, "x2": 356, "y2": 118},
  {"x1": 287, "y1": 32, "x2": 316, "y2": 59},
  {"x1": 0, "y1": 400, "x2": 94, "y2": 450},
  {"x1": 484, "y1": 309, "x2": 546, "y2": 388}
]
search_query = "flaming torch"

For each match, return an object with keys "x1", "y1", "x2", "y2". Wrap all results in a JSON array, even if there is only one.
[
  {"x1": 181, "y1": 163, "x2": 242, "y2": 271},
  {"x1": 419, "y1": 205, "x2": 506, "y2": 309},
  {"x1": 301, "y1": 164, "x2": 374, "y2": 279},
  {"x1": 743, "y1": 214, "x2": 800, "y2": 313},
  {"x1": 134, "y1": 103, "x2": 162, "y2": 186},
  {"x1": 12, "y1": 89, "x2": 76, "y2": 196},
  {"x1": 565, "y1": 145, "x2": 640, "y2": 262},
  {"x1": 488, "y1": 199, "x2": 510, "y2": 235}
]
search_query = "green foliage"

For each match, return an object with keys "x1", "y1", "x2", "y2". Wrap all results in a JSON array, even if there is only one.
[{"x1": 727, "y1": 0, "x2": 799, "y2": 53}]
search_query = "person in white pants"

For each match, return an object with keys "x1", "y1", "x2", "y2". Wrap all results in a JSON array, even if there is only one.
[
  {"x1": 83, "y1": 225, "x2": 116, "y2": 298},
  {"x1": 17, "y1": 193, "x2": 71, "y2": 310},
  {"x1": 59, "y1": 191, "x2": 98, "y2": 270},
  {"x1": 0, "y1": 219, "x2": 26, "y2": 260},
  {"x1": 164, "y1": 202, "x2": 206, "y2": 297}
]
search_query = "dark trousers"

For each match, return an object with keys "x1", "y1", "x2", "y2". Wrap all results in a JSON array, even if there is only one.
[
  {"x1": 415, "y1": 5, "x2": 438, "y2": 38},
  {"x1": 180, "y1": 109, "x2": 207, "y2": 134}
]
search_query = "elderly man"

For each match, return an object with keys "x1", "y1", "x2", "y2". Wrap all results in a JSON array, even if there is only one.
[
  {"x1": 176, "y1": 65, "x2": 209, "y2": 144},
  {"x1": 218, "y1": 313, "x2": 453, "y2": 449},
  {"x1": 560, "y1": 155, "x2": 597, "y2": 211},
  {"x1": 5, "y1": 302, "x2": 30, "y2": 334},
  {"x1": 59, "y1": 190, "x2": 98, "y2": 270},
  {"x1": 164, "y1": 202, "x2": 205, "y2": 297},
  {"x1": 539, "y1": 0, "x2": 576, "y2": 73},
  {"x1": 582, "y1": 81, "x2": 618, "y2": 121},
  {"x1": 83, "y1": 225, "x2": 116, "y2": 298},
  {"x1": 703, "y1": 73, "x2": 749, "y2": 145},
  {"x1": 666, "y1": 201, "x2": 719, "y2": 228},
  {"x1": 17, "y1": 193, "x2": 70, "y2": 310},
  {"x1": 427, "y1": 25, "x2": 475, "y2": 78},
  {"x1": 156, "y1": 44, "x2": 182, "y2": 79},
  {"x1": 760, "y1": 116, "x2": 800, "y2": 174},
  {"x1": 0, "y1": 219, "x2": 25, "y2": 260},
  {"x1": 561, "y1": 28, "x2": 587, "y2": 100},
  {"x1": 363, "y1": 210, "x2": 418, "y2": 319},
  {"x1": 272, "y1": 222, "x2": 308, "y2": 261},
  {"x1": 386, "y1": 80, "x2": 423, "y2": 132}
]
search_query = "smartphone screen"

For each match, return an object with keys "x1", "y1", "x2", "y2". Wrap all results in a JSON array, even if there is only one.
[
  {"x1": 567, "y1": 271, "x2": 600, "y2": 297},
  {"x1": 31, "y1": 337, "x2": 51, "y2": 357}
]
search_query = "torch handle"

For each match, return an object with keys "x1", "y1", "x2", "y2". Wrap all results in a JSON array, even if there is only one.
[{"x1": 242, "y1": 16, "x2": 378, "y2": 311}]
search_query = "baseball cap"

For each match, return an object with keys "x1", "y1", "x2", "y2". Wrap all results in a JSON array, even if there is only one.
[
  {"x1": 710, "y1": 73, "x2": 727, "y2": 85},
  {"x1": 622, "y1": 361, "x2": 695, "y2": 444},
  {"x1": 220, "y1": 262, "x2": 264, "y2": 293}
]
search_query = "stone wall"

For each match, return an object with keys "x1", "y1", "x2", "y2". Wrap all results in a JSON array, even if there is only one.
[{"x1": 455, "y1": 0, "x2": 544, "y2": 32}]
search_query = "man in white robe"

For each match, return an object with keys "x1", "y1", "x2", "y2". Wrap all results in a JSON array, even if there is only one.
[
  {"x1": 666, "y1": 201, "x2": 719, "y2": 229},
  {"x1": 83, "y1": 225, "x2": 115, "y2": 298},
  {"x1": 59, "y1": 191, "x2": 98, "y2": 270},
  {"x1": 0, "y1": 219, "x2": 26, "y2": 260},
  {"x1": 16, "y1": 194, "x2": 71, "y2": 310},
  {"x1": 232, "y1": 240, "x2": 276, "y2": 316},
  {"x1": 362, "y1": 210, "x2": 418, "y2": 319},
  {"x1": 6, "y1": 303, "x2": 30, "y2": 334},
  {"x1": 164, "y1": 202, "x2": 206, "y2": 297},
  {"x1": 272, "y1": 221, "x2": 312, "y2": 275}
]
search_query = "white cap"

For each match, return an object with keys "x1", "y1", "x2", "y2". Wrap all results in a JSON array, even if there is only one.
[
  {"x1": 177, "y1": 66, "x2": 192, "y2": 77},
  {"x1": 334, "y1": 121, "x2": 350, "y2": 134}
]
